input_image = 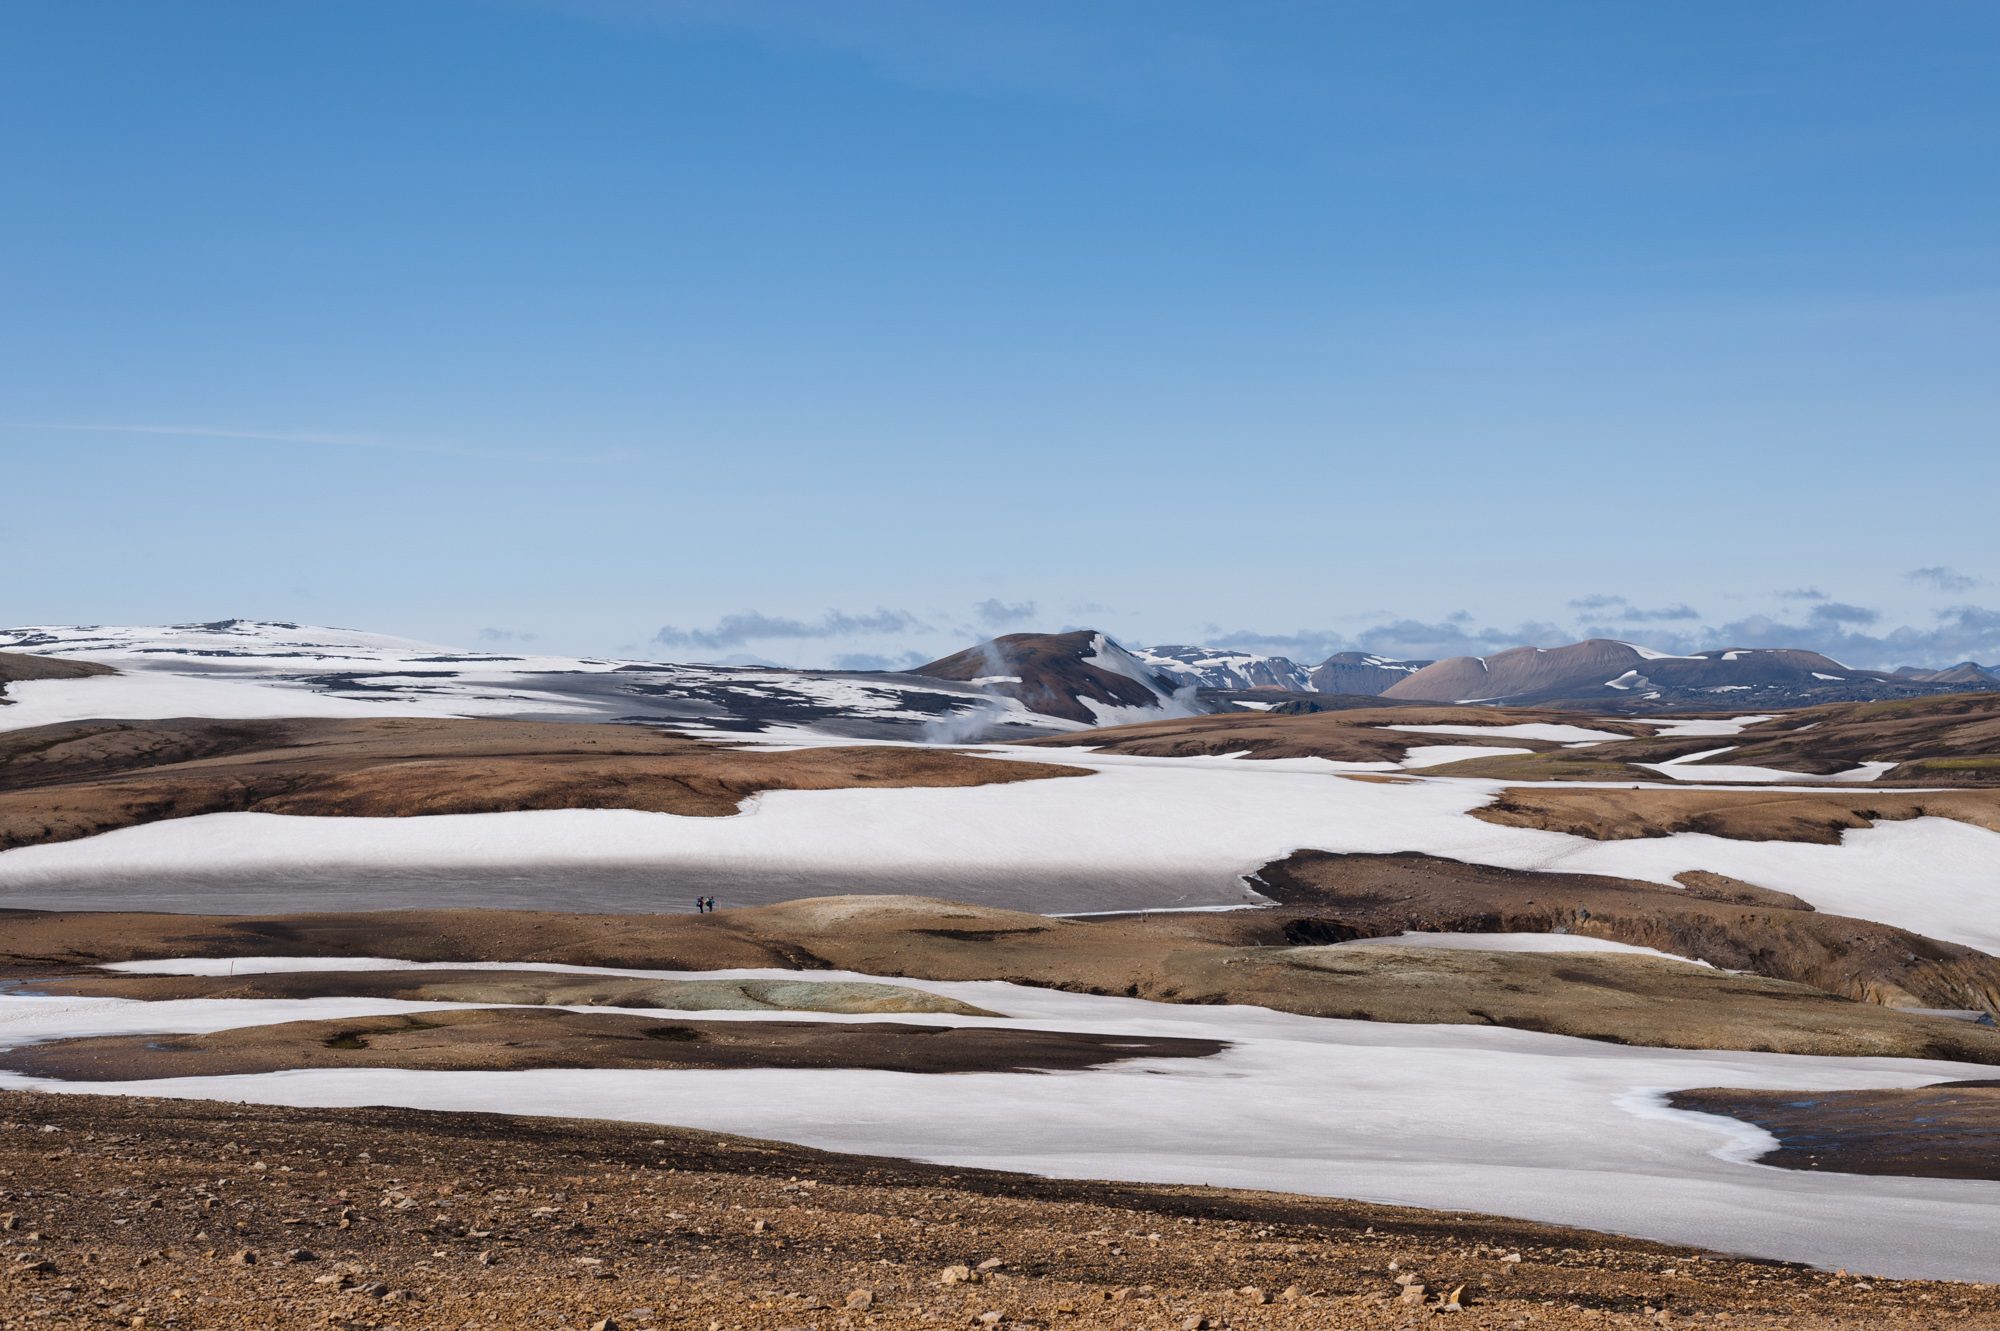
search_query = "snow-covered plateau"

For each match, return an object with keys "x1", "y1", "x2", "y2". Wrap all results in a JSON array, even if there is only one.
[
  {"x1": 0, "y1": 620, "x2": 1071, "y2": 740},
  {"x1": 2, "y1": 747, "x2": 1995, "y2": 952}
]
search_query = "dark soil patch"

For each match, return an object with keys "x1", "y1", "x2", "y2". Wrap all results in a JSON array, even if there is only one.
[
  {"x1": 0, "y1": 1007, "x2": 1223, "y2": 1080},
  {"x1": 1669, "y1": 1082, "x2": 2000, "y2": 1181}
]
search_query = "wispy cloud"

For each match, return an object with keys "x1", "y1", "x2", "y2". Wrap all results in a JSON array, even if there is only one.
[
  {"x1": 653, "y1": 608, "x2": 928, "y2": 652},
  {"x1": 1675, "y1": 605, "x2": 2000, "y2": 669},
  {"x1": 1212, "y1": 614, "x2": 1572, "y2": 664},
  {"x1": 1568, "y1": 594, "x2": 1701, "y2": 622},
  {"x1": 1809, "y1": 602, "x2": 1881, "y2": 626},
  {"x1": 831, "y1": 649, "x2": 928, "y2": 672},
  {"x1": 1906, "y1": 566, "x2": 1982, "y2": 593},
  {"x1": 1, "y1": 422, "x2": 624, "y2": 465},
  {"x1": 973, "y1": 598, "x2": 1037, "y2": 627}
]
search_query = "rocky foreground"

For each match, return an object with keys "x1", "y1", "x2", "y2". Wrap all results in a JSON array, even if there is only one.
[{"x1": 3, "y1": 1092, "x2": 1995, "y2": 1330}]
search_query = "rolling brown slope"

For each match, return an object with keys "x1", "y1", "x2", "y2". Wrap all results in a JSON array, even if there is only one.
[
  {"x1": 1384, "y1": 640, "x2": 1647, "y2": 702},
  {"x1": 8, "y1": 884, "x2": 1998, "y2": 1056},
  {"x1": 0, "y1": 650, "x2": 114, "y2": 702},
  {"x1": 1017, "y1": 704, "x2": 1649, "y2": 762},
  {"x1": 0, "y1": 715, "x2": 1086, "y2": 850}
]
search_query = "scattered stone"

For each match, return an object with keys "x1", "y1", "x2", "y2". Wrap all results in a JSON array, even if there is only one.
[
  {"x1": 846, "y1": 1288, "x2": 874, "y2": 1310},
  {"x1": 941, "y1": 1264, "x2": 975, "y2": 1285}
]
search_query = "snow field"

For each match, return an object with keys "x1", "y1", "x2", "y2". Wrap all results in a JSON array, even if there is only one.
[{"x1": 1, "y1": 958, "x2": 1996, "y2": 1281}]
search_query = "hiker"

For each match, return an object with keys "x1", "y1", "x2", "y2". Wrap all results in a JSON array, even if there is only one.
[{"x1": 694, "y1": 896, "x2": 706, "y2": 915}]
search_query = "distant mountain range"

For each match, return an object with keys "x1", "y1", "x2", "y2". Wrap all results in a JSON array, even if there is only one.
[
  {"x1": 1129, "y1": 645, "x2": 1428, "y2": 695},
  {"x1": 2, "y1": 621, "x2": 1994, "y2": 746},
  {"x1": 1376, "y1": 639, "x2": 1973, "y2": 707},
  {"x1": 1131, "y1": 636, "x2": 1998, "y2": 709},
  {"x1": 1896, "y1": 661, "x2": 2000, "y2": 687}
]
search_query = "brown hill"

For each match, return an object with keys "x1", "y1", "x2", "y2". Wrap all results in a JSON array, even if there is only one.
[
  {"x1": 1384, "y1": 640, "x2": 1647, "y2": 702},
  {"x1": 1306, "y1": 651, "x2": 1431, "y2": 694},
  {"x1": 1907, "y1": 662, "x2": 2000, "y2": 687},
  {"x1": 0, "y1": 650, "x2": 114, "y2": 702},
  {"x1": 1018, "y1": 704, "x2": 1649, "y2": 763},
  {"x1": 1699, "y1": 691, "x2": 2000, "y2": 780}
]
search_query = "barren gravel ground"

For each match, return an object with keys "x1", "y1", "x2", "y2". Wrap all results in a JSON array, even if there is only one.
[{"x1": 5, "y1": 1091, "x2": 1997, "y2": 1331}]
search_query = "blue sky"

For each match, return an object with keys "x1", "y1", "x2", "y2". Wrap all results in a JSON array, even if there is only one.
[{"x1": 5, "y1": 1, "x2": 1997, "y2": 668}]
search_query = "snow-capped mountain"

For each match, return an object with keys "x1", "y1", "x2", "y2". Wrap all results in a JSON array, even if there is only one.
[
  {"x1": 914, "y1": 631, "x2": 1199, "y2": 728},
  {"x1": 1129, "y1": 645, "x2": 1315, "y2": 692},
  {"x1": 9, "y1": 622, "x2": 1991, "y2": 741},
  {"x1": 1131, "y1": 645, "x2": 1429, "y2": 696},
  {"x1": 0, "y1": 620, "x2": 1075, "y2": 741}
]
